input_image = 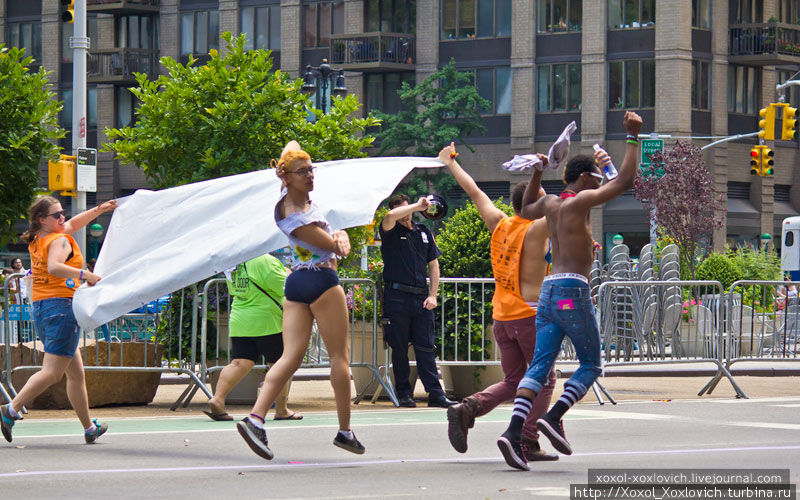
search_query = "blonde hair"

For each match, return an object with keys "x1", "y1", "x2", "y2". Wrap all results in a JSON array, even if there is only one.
[
  {"x1": 21, "y1": 196, "x2": 60, "y2": 244},
  {"x1": 272, "y1": 150, "x2": 312, "y2": 187}
]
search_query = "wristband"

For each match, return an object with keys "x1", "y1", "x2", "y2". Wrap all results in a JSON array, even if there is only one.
[
  {"x1": 449, "y1": 151, "x2": 459, "y2": 159},
  {"x1": 80, "y1": 269, "x2": 84, "y2": 281},
  {"x1": 626, "y1": 139, "x2": 639, "y2": 145},
  {"x1": 626, "y1": 134, "x2": 638, "y2": 141}
]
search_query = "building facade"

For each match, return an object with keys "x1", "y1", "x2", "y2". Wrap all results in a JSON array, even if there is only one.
[{"x1": 2, "y1": 0, "x2": 799, "y2": 258}]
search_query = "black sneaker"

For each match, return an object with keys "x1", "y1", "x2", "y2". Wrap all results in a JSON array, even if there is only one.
[
  {"x1": 1, "y1": 404, "x2": 21, "y2": 443},
  {"x1": 84, "y1": 419, "x2": 109, "y2": 444},
  {"x1": 397, "y1": 396, "x2": 416, "y2": 408},
  {"x1": 536, "y1": 415, "x2": 572, "y2": 455},
  {"x1": 497, "y1": 432, "x2": 530, "y2": 471},
  {"x1": 237, "y1": 417, "x2": 274, "y2": 460},
  {"x1": 333, "y1": 431, "x2": 366, "y2": 455}
]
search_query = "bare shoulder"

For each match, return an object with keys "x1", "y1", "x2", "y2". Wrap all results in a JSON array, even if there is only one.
[{"x1": 526, "y1": 217, "x2": 549, "y2": 238}]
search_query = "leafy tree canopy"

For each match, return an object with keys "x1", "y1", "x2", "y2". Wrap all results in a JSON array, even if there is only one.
[
  {"x1": 0, "y1": 45, "x2": 65, "y2": 246},
  {"x1": 372, "y1": 58, "x2": 490, "y2": 201},
  {"x1": 103, "y1": 33, "x2": 379, "y2": 189},
  {"x1": 633, "y1": 140, "x2": 724, "y2": 279}
]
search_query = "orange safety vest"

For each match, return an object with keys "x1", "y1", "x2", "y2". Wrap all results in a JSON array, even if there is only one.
[
  {"x1": 491, "y1": 215, "x2": 536, "y2": 321},
  {"x1": 29, "y1": 232, "x2": 83, "y2": 302}
]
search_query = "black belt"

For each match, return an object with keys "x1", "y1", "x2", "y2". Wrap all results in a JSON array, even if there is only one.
[{"x1": 387, "y1": 282, "x2": 428, "y2": 295}]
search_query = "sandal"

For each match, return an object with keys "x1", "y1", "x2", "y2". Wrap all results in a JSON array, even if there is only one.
[
  {"x1": 273, "y1": 412, "x2": 303, "y2": 421},
  {"x1": 203, "y1": 410, "x2": 234, "y2": 422}
]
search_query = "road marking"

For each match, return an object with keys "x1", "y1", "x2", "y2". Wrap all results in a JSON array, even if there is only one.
[{"x1": 1, "y1": 445, "x2": 799, "y2": 479}]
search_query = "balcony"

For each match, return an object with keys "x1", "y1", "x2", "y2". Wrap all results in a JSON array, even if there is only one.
[
  {"x1": 329, "y1": 32, "x2": 415, "y2": 71},
  {"x1": 88, "y1": 0, "x2": 159, "y2": 14},
  {"x1": 729, "y1": 23, "x2": 800, "y2": 65},
  {"x1": 87, "y1": 48, "x2": 159, "y2": 84}
]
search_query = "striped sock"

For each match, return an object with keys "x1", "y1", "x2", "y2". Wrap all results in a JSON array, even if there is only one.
[
  {"x1": 505, "y1": 396, "x2": 533, "y2": 438},
  {"x1": 548, "y1": 383, "x2": 583, "y2": 421}
]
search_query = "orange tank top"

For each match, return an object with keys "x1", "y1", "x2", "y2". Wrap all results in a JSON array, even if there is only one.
[
  {"x1": 491, "y1": 215, "x2": 536, "y2": 321},
  {"x1": 29, "y1": 232, "x2": 83, "y2": 302}
]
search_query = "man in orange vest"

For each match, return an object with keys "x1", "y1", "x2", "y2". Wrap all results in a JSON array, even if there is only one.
[{"x1": 437, "y1": 143, "x2": 558, "y2": 462}]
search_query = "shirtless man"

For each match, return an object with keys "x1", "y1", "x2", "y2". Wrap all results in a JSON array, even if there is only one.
[
  {"x1": 497, "y1": 111, "x2": 643, "y2": 470},
  {"x1": 438, "y1": 143, "x2": 558, "y2": 462}
]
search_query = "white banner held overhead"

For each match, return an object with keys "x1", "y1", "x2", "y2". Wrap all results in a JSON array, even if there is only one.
[{"x1": 72, "y1": 156, "x2": 444, "y2": 330}]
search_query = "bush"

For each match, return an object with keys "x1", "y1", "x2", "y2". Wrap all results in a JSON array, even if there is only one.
[
  {"x1": 727, "y1": 246, "x2": 781, "y2": 282},
  {"x1": 695, "y1": 252, "x2": 742, "y2": 291}
]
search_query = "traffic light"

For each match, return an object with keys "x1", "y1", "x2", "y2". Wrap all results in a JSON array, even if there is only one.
[
  {"x1": 62, "y1": 0, "x2": 74, "y2": 23},
  {"x1": 782, "y1": 105, "x2": 797, "y2": 141},
  {"x1": 759, "y1": 104, "x2": 776, "y2": 141},
  {"x1": 762, "y1": 147, "x2": 774, "y2": 176},
  {"x1": 750, "y1": 147, "x2": 761, "y2": 176},
  {"x1": 48, "y1": 154, "x2": 76, "y2": 196}
]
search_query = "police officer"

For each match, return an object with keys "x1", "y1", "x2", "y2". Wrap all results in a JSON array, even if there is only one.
[{"x1": 380, "y1": 194, "x2": 456, "y2": 408}]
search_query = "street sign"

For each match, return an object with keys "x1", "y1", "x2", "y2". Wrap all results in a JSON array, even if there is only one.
[
  {"x1": 640, "y1": 138, "x2": 664, "y2": 166},
  {"x1": 76, "y1": 147, "x2": 97, "y2": 192},
  {"x1": 80, "y1": 116, "x2": 86, "y2": 138},
  {"x1": 0, "y1": 304, "x2": 31, "y2": 321}
]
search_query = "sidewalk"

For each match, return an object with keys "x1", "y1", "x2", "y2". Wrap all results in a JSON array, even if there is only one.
[{"x1": 13, "y1": 364, "x2": 800, "y2": 421}]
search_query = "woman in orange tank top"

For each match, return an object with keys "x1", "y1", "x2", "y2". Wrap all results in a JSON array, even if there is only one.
[{"x1": 1, "y1": 195, "x2": 115, "y2": 445}]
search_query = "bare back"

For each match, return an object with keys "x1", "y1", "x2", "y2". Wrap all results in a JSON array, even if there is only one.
[
  {"x1": 542, "y1": 195, "x2": 594, "y2": 279},
  {"x1": 519, "y1": 218, "x2": 550, "y2": 302}
]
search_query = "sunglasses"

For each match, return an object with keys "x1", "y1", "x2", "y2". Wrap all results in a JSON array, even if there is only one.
[
  {"x1": 46, "y1": 210, "x2": 68, "y2": 220},
  {"x1": 287, "y1": 166, "x2": 316, "y2": 176},
  {"x1": 587, "y1": 171, "x2": 604, "y2": 182}
]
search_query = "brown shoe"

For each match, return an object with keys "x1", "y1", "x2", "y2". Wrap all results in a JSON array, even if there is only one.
[
  {"x1": 522, "y1": 436, "x2": 559, "y2": 462},
  {"x1": 446, "y1": 397, "x2": 480, "y2": 453}
]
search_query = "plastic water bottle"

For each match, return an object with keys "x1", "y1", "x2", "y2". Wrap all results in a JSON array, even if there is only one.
[{"x1": 593, "y1": 144, "x2": 618, "y2": 180}]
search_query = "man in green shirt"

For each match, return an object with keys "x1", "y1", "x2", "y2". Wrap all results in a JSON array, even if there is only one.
[{"x1": 205, "y1": 254, "x2": 301, "y2": 421}]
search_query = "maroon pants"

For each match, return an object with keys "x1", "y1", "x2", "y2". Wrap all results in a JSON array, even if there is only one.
[{"x1": 471, "y1": 316, "x2": 557, "y2": 441}]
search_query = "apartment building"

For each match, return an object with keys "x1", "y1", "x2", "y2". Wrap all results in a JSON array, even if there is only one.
[{"x1": 2, "y1": 0, "x2": 799, "y2": 258}]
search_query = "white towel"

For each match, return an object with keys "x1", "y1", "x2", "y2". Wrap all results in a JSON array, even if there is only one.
[
  {"x1": 501, "y1": 154, "x2": 544, "y2": 172},
  {"x1": 500, "y1": 121, "x2": 577, "y2": 172}
]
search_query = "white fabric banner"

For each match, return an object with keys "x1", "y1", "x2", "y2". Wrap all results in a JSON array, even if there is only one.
[{"x1": 72, "y1": 157, "x2": 444, "y2": 331}]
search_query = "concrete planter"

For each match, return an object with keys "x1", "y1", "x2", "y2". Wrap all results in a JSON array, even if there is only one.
[{"x1": 440, "y1": 364, "x2": 504, "y2": 401}]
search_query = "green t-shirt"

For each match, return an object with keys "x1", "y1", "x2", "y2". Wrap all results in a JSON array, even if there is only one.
[{"x1": 226, "y1": 254, "x2": 287, "y2": 337}]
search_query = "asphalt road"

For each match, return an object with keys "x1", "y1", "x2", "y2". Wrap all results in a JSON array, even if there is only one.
[{"x1": 2, "y1": 395, "x2": 799, "y2": 499}]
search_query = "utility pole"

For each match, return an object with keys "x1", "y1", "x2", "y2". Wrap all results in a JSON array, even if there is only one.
[{"x1": 71, "y1": 0, "x2": 89, "y2": 256}]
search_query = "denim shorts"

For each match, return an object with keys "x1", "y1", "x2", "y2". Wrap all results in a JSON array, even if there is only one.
[
  {"x1": 32, "y1": 297, "x2": 81, "y2": 358},
  {"x1": 284, "y1": 267, "x2": 339, "y2": 304}
]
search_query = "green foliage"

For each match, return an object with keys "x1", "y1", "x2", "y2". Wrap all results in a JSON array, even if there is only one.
[
  {"x1": 438, "y1": 286, "x2": 494, "y2": 362},
  {"x1": 103, "y1": 33, "x2": 378, "y2": 189},
  {"x1": 437, "y1": 199, "x2": 512, "y2": 278},
  {"x1": 695, "y1": 252, "x2": 742, "y2": 291},
  {"x1": 372, "y1": 59, "x2": 490, "y2": 201},
  {"x1": 0, "y1": 45, "x2": 65, "y2": 246},
  {"x1": 727, "y1": 246, "x2": 782, "y2": 282}
]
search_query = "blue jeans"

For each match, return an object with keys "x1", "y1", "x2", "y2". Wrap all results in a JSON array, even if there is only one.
[
  {"x1": 32, "y1": 297, "x2": 81, "y2": 358},
  {"x1": 518, "y1": 278, "x2": 602, "y2": 398}
]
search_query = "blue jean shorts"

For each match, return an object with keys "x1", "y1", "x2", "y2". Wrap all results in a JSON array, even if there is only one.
[{"x1": 32, "y1": 297, "x2": 81, "y2": 358}]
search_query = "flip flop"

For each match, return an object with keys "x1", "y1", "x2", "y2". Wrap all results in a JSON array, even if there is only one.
[
  {"x1": 273, "y1": 412, "x2": 303, "y2": 421},
  {"x1": 203, "y1": 410, "x2": 233, "y2": 422}
]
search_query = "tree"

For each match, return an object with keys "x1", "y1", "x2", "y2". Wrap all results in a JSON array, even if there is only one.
[
  {"x1": 633, "y1": 140, "x2": 724, "y2": 279},
  {"x1": 373, "y1": 58, "x2": 490, "y2": 200},
  {"x1": 0, "y1": 45, "x2": 65, "y2": 246},
  {"x1": 103, "y1": 33, "x2": 378, "y2": 189}
]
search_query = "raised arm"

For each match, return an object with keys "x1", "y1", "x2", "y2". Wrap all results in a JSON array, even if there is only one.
[
  {"x1": 521, "y1": 164, "x2": 548, "y2": 220},
  {"x1": 573, "y1": 111, "x2": 643, "y2": 208},
  {"x1": 438, "y1": 143, "x2": 506, "y2": 232},
  {"x1": 381, "y1": 197, "x2": 431, "y2": 232},
  {"x1": 64, "y1": 200, "x2": 116, "y2": 235}
]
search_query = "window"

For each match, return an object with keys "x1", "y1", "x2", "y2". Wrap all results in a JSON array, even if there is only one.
[
  {"x1": 608, "y1": 0, "x2": 654, "y2": 29},
  {"x1": 537, "y1": 0, "x2": 582, "y2": 33},
  {"x1": 537, "y1": 63, "x2": 581, "y2": 112},
  {"x1": 608, "y1": 60, "x2": 654, "y2": 109},
  {"x1": 470, "y1": 67, "x2": 512, "y2": 114},
  {"x1": 365, "y1": 72, "x2": 415, "y2": 114},
  {"x1": 441, "y1": 0, "x2": 511, "y2": 39},
  {"x1": 691, "y1": 60, "x2": 710, "y2": 110},
  {"x1": 729, "y1": 0, "x2": 762, "y2": 23},
  {"x1": 778, "y1": 0, "x2": 799, "y2": 23},
  {"x1": 366, "y1": 0, "x2": 416, "y2": 33},
  {"x1": 304, "y1": 1, "x2": 344, "y2": 48},
  {"x1": 180, "y1": 10, "x2": 219, "y2": 56},
  {"x1": 63, "y1": 18, "x2": 98, "y2": 63},
  {"x1": 60, "y1": 87, "x2": 98, "y2": 130},
  {"x1": 116, "y1": 87, "x2": 139, "y2": 129},
  {"x1": 6, "y1": 22, "x2": 42, "y2": 62},
  {"x1": 727, "y1": 65, "x2": 759, "y2": 114},
  {"x1": 116, "y1": 15, "x2": 158, "y2": 49},
  {"x1": 241, "y1": 5, "x2": 281, "y2": 50},
  {"x1": 692, "y1": 0, "x2": 711, "y2": 28}
]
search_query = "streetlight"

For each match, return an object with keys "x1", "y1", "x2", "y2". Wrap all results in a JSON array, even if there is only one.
[
  {"x1": 88, "y1": 223, "x2": 103, "y2": 260},
  {"x1": 761, "y1": 232, "x2": 772, "y2": 252},
  {"x1": 301, "y1": 59, "x2": 347, "y2": 114},
  {"x1": 612, "y1": 234, "x2": 624, "y2": 246}
]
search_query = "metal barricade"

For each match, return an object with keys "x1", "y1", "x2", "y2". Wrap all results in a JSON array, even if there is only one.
[
  {"x1": 436, "y1": 278, "x2": 496, "y2": 365},
  {"x1": 1, "y1": 272, "x2": 31, "y2": 405},
  {"x1": 597, "y1": 280, "x2": 747, "y2": 398}
]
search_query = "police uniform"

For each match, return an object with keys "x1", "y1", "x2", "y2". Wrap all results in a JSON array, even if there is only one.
[{"x1": 379, "y1": 220, "x2": 446, "y2": 402}]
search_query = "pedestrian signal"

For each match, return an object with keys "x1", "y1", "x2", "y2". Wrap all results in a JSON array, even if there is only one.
[{"x1": 49, "y1": 154, "x2": 76, "y2": 195}]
